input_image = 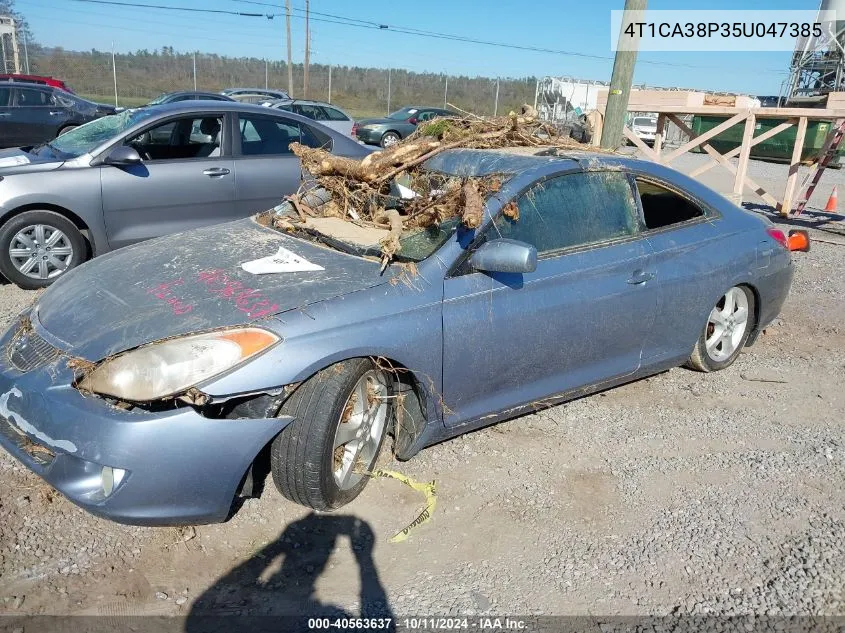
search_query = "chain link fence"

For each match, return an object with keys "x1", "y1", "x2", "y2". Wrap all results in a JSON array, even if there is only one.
[{"x1": 26, "y1": 48, "x2": 538, "y2": 119}]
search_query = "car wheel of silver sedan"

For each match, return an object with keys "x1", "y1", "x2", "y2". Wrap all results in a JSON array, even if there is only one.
[
  {"x1": 270, "y1": 358, "x2": 393, "y2": 510},
  {"x1": 686, "y1": 285, "x2": 755, "y2": 372},
  {"x1": 0, "y1": 210, "x2": 86, "y2": 290}
]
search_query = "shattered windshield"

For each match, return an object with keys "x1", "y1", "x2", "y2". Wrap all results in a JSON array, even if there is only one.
[
  {"x1": 265, "y1": 170, "x2": 502, "y2": 265},
  {"x1": 47, "y1": 109, "x2": 158, "y2": 158}
]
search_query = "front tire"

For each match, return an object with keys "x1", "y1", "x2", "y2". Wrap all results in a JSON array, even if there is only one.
[
  {"x1": 0, "y1": 211, "x2": 86, "y2": 289},
  {"x1": 271, "y1": 359, "x2": 392, "y2": 510},
  {"x1": 686, "y1": 285, "x2": 755, "y2": 372}
]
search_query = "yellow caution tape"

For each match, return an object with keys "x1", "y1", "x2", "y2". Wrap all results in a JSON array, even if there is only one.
[{"x1": 361, "y1": 468, "x2": 437, "y2": 543}]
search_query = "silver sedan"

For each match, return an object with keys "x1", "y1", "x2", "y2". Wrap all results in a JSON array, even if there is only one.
[{"x1": 0, "y1": 101, "x2": 370, "y2": 289}]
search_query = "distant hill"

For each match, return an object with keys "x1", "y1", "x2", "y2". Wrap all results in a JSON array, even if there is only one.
[{"x1": 30, "y1": 47, "x2": 538, "y2": 117}]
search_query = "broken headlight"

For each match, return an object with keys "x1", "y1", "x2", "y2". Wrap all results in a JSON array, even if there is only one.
[{"x1": 78, "y1": 328, "x2": 280, "y2": 402}]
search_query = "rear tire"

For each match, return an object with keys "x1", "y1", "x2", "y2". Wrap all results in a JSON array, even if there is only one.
[
  {"x1": 686, "y1": 285, "x2": 755, "y2": 372},
  {"x1": 270, "y1": 359, "x2": 392, "y2": 510},
  {"x1": 0, "y1": 210, "x2": 86, "y2": 289},
  {"x1": 380, "y1": 131, "x2": 401, "y2": 148}
]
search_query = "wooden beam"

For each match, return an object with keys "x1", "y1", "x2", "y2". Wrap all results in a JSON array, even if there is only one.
[
  {"x1": 688, "y1": 119, "x2": 796, "y2": 178},
  {"x1": 653, "y1": 113, "x2": 666, "y2": 162},
  {"x1": 667, "y1": 114, "x2": 778, "y2": 207},
  {"x1": 733, "y1": 113, "x2": 756, "y2": 202},
  {"x1": 622, "y1": 125, "x2": 658, "y2": 160},
  {"x1": 662, "y1": 111, "x2": 749, "y2": 164},
  {"x1": 780, "y1": 116, "x2": 808, "y2": 216},
  {"x1": 602, "y1": 104, "x2": 845, "y2": 118}
]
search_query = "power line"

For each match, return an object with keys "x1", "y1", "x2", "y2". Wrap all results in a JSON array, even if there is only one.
[
  {"x1": 63, "y1": 0, "x2": 787, "y2": 73},
  {"x1": 71, "y1": 0, "x2": 276, "y2": 18}
]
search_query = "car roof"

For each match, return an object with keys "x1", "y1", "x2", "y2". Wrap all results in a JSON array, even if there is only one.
[
  {"x1": 0, "y1": 80, "x2": 53, "y2": 91},
  {"x1": 268, "y1": 98, "x2": 346, "y2": 109},
  {"x1": 424, "y1": 148, "x2": 642, "y2": 177}
]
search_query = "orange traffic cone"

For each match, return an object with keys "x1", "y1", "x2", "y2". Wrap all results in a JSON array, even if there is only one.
[{"x1": 825, "y1": 185, "x2": 839, "y2": 212}]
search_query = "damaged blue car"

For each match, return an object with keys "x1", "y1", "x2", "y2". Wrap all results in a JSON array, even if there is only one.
[{"x1": 0, "y1": 149, "x2": 799, "y2": 525}]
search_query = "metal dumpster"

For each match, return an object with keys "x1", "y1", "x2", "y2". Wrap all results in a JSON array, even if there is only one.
[{"x1": 691, "y1": 115, "x2": 840, "y2": 163}]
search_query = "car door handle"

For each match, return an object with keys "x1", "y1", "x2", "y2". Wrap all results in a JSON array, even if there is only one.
[
  {"x1": 627, "y1": 270, "x2": 655, "y2": 285},
  {"x1": 203, "y1": 167, "x2": 230, "y2": 177},
  {"x1": 49, "y1": 111, "x2": 65, "y2": 116},
  {"x1": 0, "y1": 112, "x2": 10, "y2": 117}
]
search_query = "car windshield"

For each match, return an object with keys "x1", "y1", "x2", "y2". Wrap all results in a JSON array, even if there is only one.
[
  {"x1": 147, "y1": 93, "x2": 171, "y2": 105},
  {"x1": 387, "y1": 107, "x2": 419, "y2": 120},
  {"x1": 634, "y1": 117, "x2": 656, "y2": 127},
  {"x1": 46, "y1": 109, "x2": 159, "y2": 158},
  {"x1": 267, "y1": 170, "x2": 507, "y2": 264}
]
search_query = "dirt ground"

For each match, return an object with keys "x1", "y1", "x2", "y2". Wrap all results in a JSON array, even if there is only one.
[{"x1": 1, "y1": 153, "x2": 844, "y2": 625}]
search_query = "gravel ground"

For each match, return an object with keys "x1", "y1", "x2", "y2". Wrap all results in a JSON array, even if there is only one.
[{"x1": 1, "y1": 153, "x2": 844, "y2": 622}]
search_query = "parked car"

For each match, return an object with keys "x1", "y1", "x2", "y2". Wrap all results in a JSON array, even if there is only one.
[
  {"x1": 0, "y1": 82, "x2": 115, "y2": 149},
  {"x1": 221, "y1": 88, "x2": 290, "y2": 102},
  {"x1": 0, "y1": 73, "x2": 74, "y2": 93},
  {"x1": 145, "y1": 91, "x2": 235, "y2": 105},
  {"x1": 263, "y1": 99, "x2": 354, "y2": 137},
  {"x1": 354, "y1": 106, "x2": 455, "y2": 147},
  {"x1": 630, "y1": 116, "x2": 658, "y2": 145},
  {"x1": 0, "y1": 149, "x2": 802, "y2": 525},
  {"x1": 0, "y1": 101, "x2": 369, "y2": 288}
]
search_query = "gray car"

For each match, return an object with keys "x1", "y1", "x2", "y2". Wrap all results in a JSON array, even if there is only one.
[
  {"x1": 0, "y1": 150, "x2": 797, "y2": 526},
  {"x1": 0, "y1": 101, "x2": 369, "y2": 289},
  {"x1": 354, "y1": 106, "x2": 455, "y2": 147}
]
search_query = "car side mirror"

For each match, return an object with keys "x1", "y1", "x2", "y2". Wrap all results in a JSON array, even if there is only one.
[
  {"x1": 105, "y1": 145, "x2": 143, "y2": 165},
  {"x1": 469, "y1": 238, "x2": 537, "y2": 274}
]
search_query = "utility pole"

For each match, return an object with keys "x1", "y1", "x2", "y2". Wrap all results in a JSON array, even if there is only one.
[
  {"x1": 444, "y1": 76, "x2": 448, "y2": 109},
  {"x1": 23, "y1": 31, "x2": 29, "y2": 73},
  {"x1": 387, "y1": 68, "x2": 391, "y2": 114},
  {"x1": 285, "y1": 0, "x2": 293, "y2": 95},
  {"x1": 494, "y1": 78, "x2": 499, "y2": 116},
  {"x1": 328, "y1": 63, "x2": 332, "y2": 103},
  {"x1": 600, "y1": 0, "x2": 647, "y2": 149},
  {"x1": 111, "y1": 41, "x2": 118, "y2": 107},
  {"x1": 192, "y1": 52, "x2": 197, "y2": 90},
  {"x1": 303, "y1": 0, "x2": 310, "y2": 98},
  {"x1": 9, "y1": 19, "x2": 20, "y2": 73},
  {"x1": 265, "y1": 59, "x2": 269, "y2": 89}
]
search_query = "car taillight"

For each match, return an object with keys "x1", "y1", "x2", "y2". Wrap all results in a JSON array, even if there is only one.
[{"x1": 766, "y1": 227, "x2": 788, "y2": 248}]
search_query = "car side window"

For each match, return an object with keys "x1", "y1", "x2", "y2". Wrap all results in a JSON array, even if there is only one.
[
  {"x1": 295, "y1": 104, "x2": 327, "y2": 121},
  {"x1": 490, "y1": 171, "x2": 639, "y2": 256},
  {"x1": 634, "y1": 178, "x2": 705, "y2": 230},
  {"x1": 322, "y1": 106, "x2": 349, "y2": 122},
  {"x1": 125, "y1": 116, "x2": 224, "y2": 160},
  {"x1": 238, "y1": 115, "x2": 331, "y2": 155},
  {"x1": 0, "y1": 87, "x2": 11, "y2": 107},
  {"x1": 14, "y1": 88, "x2": 54, "y2": 107}
]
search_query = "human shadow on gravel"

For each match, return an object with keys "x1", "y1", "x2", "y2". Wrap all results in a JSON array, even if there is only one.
[{"x1": 186, "y1": 513, "x2": 395, "y2": 633}]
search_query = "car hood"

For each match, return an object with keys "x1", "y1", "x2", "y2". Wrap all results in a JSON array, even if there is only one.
[
  {"x1": 34, "y1": 218, "x2": 387, "y2": 360},
  {"x1": 0, "y1": 147, "x2": 64, "y2": 175}
]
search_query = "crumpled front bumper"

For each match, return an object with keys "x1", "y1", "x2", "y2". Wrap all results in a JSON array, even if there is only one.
[{"x1": 0, "y1": 317, "x2": 293, "y2": 526}]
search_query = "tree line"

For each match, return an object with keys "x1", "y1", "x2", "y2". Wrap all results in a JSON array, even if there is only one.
[{"x1": 28, "y1": 47, "x2": 539, "y2": 116}]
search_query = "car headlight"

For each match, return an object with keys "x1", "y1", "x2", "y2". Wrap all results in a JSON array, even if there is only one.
[{"x1": 78, "y1": 327, "x2": 280, "y2": 402}]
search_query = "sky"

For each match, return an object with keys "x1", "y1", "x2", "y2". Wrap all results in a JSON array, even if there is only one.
[{"x1": 14, "y1": 0, "x2": 819, "y2": 96}]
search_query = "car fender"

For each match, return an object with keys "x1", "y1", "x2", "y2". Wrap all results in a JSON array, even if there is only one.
[{"x1": 0, "y1": 170, "x2": 109, "y2": 256}]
